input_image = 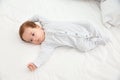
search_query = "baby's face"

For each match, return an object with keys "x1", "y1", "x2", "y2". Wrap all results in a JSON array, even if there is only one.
[{"x1": 22, "y1": 26, "x2": 44, "y2": 45}]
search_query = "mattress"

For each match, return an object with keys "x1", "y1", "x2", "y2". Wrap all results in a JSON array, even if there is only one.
[{"x1": 0, "y1": 0, "x2": 120, "y2": 80}]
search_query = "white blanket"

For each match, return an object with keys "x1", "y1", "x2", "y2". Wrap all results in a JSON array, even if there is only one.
[
  {"x1": 0, "y1": 0, "x2": 120, "y2": 80},
  {"x1": 100, "y1": 0, "x2": 120, "y2": 28}
]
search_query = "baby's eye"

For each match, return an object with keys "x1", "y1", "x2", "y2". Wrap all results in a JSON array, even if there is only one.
[
  {"x1": 32, "y1": 33, "x2": 35, "y2": 36},
  {"x1": 30, "y1": 39, "x2": 33, "y2": 42}
]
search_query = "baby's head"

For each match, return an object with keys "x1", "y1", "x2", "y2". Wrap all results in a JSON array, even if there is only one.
[{"x1": 19, "y1": 21, "x2": 45, "y2": 45}]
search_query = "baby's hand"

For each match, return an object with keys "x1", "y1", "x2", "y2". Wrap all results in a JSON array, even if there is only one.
[{"x1": 27, "y1": 63, "x2": 37, "y2": 71}]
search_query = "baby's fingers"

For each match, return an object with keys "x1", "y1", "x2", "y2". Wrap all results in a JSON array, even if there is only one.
[{"x1": 27, "y1": 64, "x2": 37, "y2": 71}]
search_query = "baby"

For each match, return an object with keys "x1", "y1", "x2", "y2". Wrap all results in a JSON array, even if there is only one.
[{"x1": 19, "y1": 16, "x2": 107, "y2": 71}]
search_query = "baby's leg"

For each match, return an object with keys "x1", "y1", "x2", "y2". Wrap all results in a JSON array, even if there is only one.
[
  {"x1": 76, "y1": 38, "x2": 98, "y2": 52},
  {"x1": 91, "y1": 37, "x2": 106, "y2": 46}
]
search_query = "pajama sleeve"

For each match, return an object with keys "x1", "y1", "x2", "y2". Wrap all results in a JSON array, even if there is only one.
[
  {"x1": 33, "y1": 44, "x2": 56, "y2": 68},
  {"x1": 29, "y1": 15, "x2": 49, "y2": 26}
]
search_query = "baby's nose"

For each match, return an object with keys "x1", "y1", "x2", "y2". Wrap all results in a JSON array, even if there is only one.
[
  {"x1": 33, "y1": 38, "x2": 38, "y2": 42},
  {"x1": 33, "y1": 38, "x2": 37, "y2": 41}
]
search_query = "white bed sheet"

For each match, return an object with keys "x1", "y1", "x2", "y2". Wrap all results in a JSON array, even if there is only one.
[{"x1": 0, "y1": 0, "x2": 120, "y2": 80}]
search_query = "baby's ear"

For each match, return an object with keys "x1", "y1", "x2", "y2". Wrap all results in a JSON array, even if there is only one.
[
  {"x1": 35, "y1": 22, "x2": 40, "y2": 25},
  {"x1": 35, "y1": 22, "x2": 42, "y2": 27},
  {"x1": 36, "y1": 24, "x2": 42, "y2": 29}
]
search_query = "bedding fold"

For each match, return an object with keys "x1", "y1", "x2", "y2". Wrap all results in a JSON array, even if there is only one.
[{"x1": 100, "y1": 0, "x2": 120, "y2": 28}]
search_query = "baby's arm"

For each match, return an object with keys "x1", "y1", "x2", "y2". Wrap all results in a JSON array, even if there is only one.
[
  {"x1": 27, "y1": 44, "x2": 56, "y2": 71},
  {"x1": 29, "y1": 15, "x2": 49, "y2": 26}
]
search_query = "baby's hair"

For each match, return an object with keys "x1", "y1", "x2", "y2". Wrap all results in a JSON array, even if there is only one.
[{"x1": 19, "y1": 21, "x2": 37, "y2": 41}]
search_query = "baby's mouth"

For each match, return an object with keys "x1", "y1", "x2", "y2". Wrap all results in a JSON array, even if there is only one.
[
  {"x1": 38, "y1": 38, "x2": 42, "y2": 43},
  {"x1": 38, "y1": 39, "x2": 40, "y2": 42}
]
